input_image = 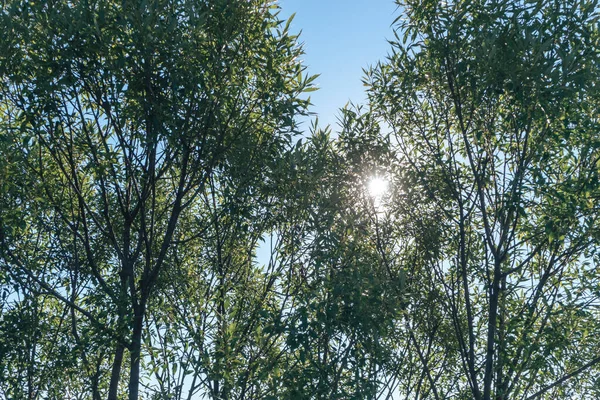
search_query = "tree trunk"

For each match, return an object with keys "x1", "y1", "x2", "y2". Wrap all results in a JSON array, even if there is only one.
[
  {"x1": 91, "y1": 372, "x2": 102, "y2": 400},
  {"x1": 483, "y1": 263, "x2": 501, "y2": 400},
  {"x1": 128, "y1": 304, "x2": 145, "y2": 400},
  {"x1": 108, "y1": 343, "x2": 125, "y2": 400}
]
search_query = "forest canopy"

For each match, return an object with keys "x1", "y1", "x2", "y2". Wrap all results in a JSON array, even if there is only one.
[{"x1": 1, "y1": 0, "x2": 600, "y2": 399}]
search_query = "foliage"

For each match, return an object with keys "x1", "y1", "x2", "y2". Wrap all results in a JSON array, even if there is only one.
[
  {"x1": 365, "y1": 0, "x2": 600, "y2": 398},
  {"x1": 0, "y1": 0, "x2": 312, "y2": 398},
  {"x1": 2, "y1": 0, "x2": 600, "y2": 399}
]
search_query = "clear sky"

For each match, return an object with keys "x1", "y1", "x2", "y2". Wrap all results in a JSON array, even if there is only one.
[{"x1": 278, "y1": 0, "x2": 400, "y2": 129}]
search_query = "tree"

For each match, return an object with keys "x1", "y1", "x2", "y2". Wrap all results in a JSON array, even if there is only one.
[
  {"x1": 0, "y1": 0, "x2": 313, "y2": 398},
  {"x1": 267, "y1": 114, "x2": 406, "y2": 399},
  {"x1": 366, "y1": 0, "x2": 600, "y2": 398},
  {"x1": 4, "y1": 0, "x2": 600, "y2": 398}
]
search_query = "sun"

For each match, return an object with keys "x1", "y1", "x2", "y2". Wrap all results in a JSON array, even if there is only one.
[{"x1": 367, "y1": 177, "x2": 389, "y2": 198}]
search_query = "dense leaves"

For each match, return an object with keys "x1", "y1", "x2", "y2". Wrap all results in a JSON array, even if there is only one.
[
  {"x1": 2, "y1": 0, "x2": 600, "y2": 399},
  {"x1": 365, "y1": 0, "x2": 600, "y2": 398},
  {"x1": 0, "y1": 0, "x2": 312, "y2": 398}
]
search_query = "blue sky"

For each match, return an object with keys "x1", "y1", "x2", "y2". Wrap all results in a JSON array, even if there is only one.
[{"x1": 278, "y1": 0, "x2": 400, "y2": 129}]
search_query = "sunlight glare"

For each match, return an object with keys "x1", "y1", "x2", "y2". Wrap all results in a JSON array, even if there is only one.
[{"x1": 368, "y1": 177, "x2": 389, "y2": 198}]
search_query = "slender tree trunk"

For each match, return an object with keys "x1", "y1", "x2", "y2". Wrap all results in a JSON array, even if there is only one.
[
  {"x1": 483, "y1": 261, "x2": 501, "y2": 400},
  {"x1": 495, "y1": 276, "x2": 507, "y2": 400},
  {"x1": 109, "y1": 268, "x2": 131, "y2": 400},
  {"x1": 91, "y1": 372, "x2": 102, "y2": 400},
  {"x1": 216, "y1": 280, "x2": 228, "y2": 400},
  {"x1": 128, "y1": 303, "x2": 145, "y2": 400},
  {"x1": 27, "y1": 341, "x2": 35, "y2": 400},
  {"x1": 108, "y1": 343, "x2": 125, "y2": 400},
  {"x1": 458, "y1": 207, "x2": 481, "y2": 400}
]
